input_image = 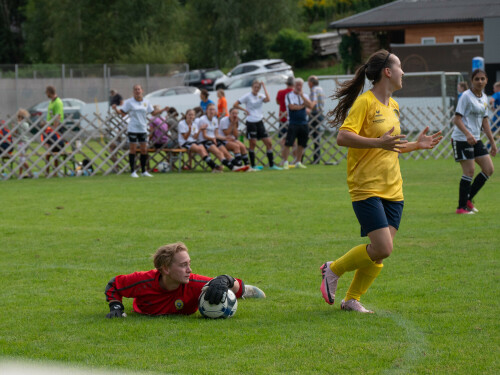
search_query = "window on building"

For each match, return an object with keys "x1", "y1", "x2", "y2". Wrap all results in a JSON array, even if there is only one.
[
  {"x1": 454, "y1": 35, "x2": 480, "y2": 43},
  {"x1": 421, "y1": 37, "x2": 436, "y2": 45}
]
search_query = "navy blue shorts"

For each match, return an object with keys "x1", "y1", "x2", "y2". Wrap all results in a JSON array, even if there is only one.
[{"x1": 352, "y1": 197, "x2": 404, "y2": 237}]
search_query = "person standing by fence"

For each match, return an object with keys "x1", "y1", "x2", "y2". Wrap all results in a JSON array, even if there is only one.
[
  {"x1": 234, "y1": 80, "x2": 282, "y2": 170},
  {"x1": 282, "y1": 78, "x2": 312, "y2": 169},
  {"x1": 308, "y1": 75, "x2": 326, "y2": 163},
  {"x1": 15, "y1": 109, "x2": 32, "y2": 177},
  {"x1": 320, "y1": 50, "x2": 442, "y2": 313},
  {"x1": 452, "y1": 69, "x2": 497, "y2": 214},
  {"x1": 113, "y1": 84, "x2": 169, "y2": 178}
]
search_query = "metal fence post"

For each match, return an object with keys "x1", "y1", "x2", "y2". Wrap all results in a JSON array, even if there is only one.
[
  {"x1": 441, "y1": 71, "x2": 447, "y2": 128},
  {"x1": 103, "y1": 64, "x2": 107, "y2": 102},
  {"x1": 146, "y1": 64, "x2": 150, "y2": 94},
  {"x1": 15, "y1": 64, "x2": 19, "y2": 111},
  {"x1": 62, "y1": 64, "x2": 65, "y2": 97}
]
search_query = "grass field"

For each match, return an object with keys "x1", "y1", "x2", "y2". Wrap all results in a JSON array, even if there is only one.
[{"x1": 0, "y1": 158, "x2": 498, "y2": 375}]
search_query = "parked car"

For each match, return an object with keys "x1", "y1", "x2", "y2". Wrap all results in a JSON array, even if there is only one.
[
  {"x1": 184, "y1": 69, "x2": 225, "y2": 91},
  {"x1": 226, "y1": 73, "x2": 289, "y2": 90},
  {"x1": 144, "y1": 86, "x2": 201, "y2": 99},
  {"x1": 214, "y1": 59, "x2": 293, "y2": 90},
  {"x1": 28, "y1": 98, "x2": 86, "y2": 125},
  {"x1": 28, "y1": 98, "x2": 86, "y2": 133}
]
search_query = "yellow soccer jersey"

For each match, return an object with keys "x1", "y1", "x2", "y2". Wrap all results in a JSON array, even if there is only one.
[{"x1": 339, "y1": 90, "x2": 403, "y2": 202}]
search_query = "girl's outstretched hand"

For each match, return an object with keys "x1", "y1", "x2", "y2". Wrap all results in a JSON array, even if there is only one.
[{"x1": 416, "y1": 126, "x2": 443, "y2": 150}]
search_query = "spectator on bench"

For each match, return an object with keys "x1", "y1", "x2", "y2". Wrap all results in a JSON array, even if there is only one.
[
  {"x1": 178, "y1": 109, "x2": 221, "y2": 173},
  {"x1": 198, "y1": 103, "x2": 246, "y2": 172}
]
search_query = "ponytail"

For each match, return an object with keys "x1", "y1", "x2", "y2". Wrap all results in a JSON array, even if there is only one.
[
  {"x1": 328, "y1": 64, "x2": 368, "y2": 127},
  {"x1": 328, "y1": 49, "x2": 393, "y2": 128}
]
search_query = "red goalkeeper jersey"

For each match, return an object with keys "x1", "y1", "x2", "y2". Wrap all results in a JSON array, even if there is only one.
[{"x1": 105, "y1": 269, "x2": 243, "y2": 316}]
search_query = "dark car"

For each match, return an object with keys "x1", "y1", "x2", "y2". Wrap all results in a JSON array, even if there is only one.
[{"x1": 184, "y1": 69, "x2": 225, "y2": 91}]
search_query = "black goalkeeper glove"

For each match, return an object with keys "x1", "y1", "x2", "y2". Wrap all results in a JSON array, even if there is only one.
[
  {"x1": 106, "y1": 301, "x2": 127, "y2": 318},
  {"x1": 204, "y1": 275, "x2": 235, "y2": 304}
]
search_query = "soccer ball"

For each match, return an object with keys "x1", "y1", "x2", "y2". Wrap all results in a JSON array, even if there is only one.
[
  {"x1": 158, "y1": 161, "x2": 171, "y2": 173},
  {"x1": 198, "y1": 288, "x2": 238, "y2": 319}
]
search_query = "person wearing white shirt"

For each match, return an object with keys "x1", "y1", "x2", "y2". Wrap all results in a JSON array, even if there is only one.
[
  {"x1": 234, "y1": 80, "x2": 281, "y2": 170},
  {"x1": 198, "y1": 104, "x2": 244, "y2": 171},
  {"x1": 452, "y1": 69, "x2": 497, "y2": 214},
  {"x1": 113, "y1": 84, "x2": 168, "y2": 178},
  {"x1": 178, "y1": 109, "x2": 220, "y2": 172},
  {"x1": 218, "y1": 108, "x2": 250, "y2": 168},
  {"x1": 282, "y1": 78, "x2": 313, "y2": 169}
]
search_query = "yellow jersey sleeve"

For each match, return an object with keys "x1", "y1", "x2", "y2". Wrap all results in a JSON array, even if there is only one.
[{"x1": 339, "y1": 91, "x2": 403, "y2": 202}]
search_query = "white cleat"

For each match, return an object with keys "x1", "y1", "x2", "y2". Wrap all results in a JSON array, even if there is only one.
[
  {"x1": 243, "y1": 285, "x2": 266, "y2": 299},
  {"x1": 141, "y1": 171, "x2": 153, "y2": 177},
  {"x1": 340, "y1": 299, "x2": 374, "y2": 314},
  {"x1": 131, "y1": 171, "x2": 139, "y2": 178}
]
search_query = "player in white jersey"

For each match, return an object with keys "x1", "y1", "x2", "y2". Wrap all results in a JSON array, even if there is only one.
[
  {"x1": 113, "y1": 84, "x2": 168, "y2": 178},
  {"x1": 218, "y1": 107, "x2": 250, "y2": 168},
  {"x1": 451, "y1": 69, "x2": 497, "y2": 214},
  {"x1": 234, "y1": 80, "x2": 282, "y2": 170},
  {"x1": 198, "y1": 104, "x2": 245, "y2": 171},
  {"x1": 178, "y1": 109, "x2": 221, "y2": 172}
]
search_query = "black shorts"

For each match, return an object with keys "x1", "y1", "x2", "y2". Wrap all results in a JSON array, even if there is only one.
[
  {"x1": 199, "y1": 140, "x2": 215, "y2": 150},
  {"x1": 278, "y1": 121, "x2": 288, "y2": 138},
  {"x1": 285, "y1": 123, "x2": 309, "y2": 148},
  {"x1": 452, "y1": 139, "x2": 488, "y2": 162},
  {"x1": 352, "y1": 197, "x2": 404, "y2": 237},
  {"x1": 181, "y1": 141, "x2": 195, "y2": 150},
  {"x1": 216, "y1": 139, "x2": 227, "y2": 147},
  {"x1": 128, "y1": 132, "x2": 148, "y2": 144},
  {"x1": 246, "y1": 120, "x2": 269, "y2": 140}
]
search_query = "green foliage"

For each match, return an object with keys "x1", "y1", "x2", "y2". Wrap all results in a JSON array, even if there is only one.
[
  {"x1": 271, "y1": 28, "x2": 313, "y2": 68},
  {"x1": 22, "y1": 0, "x2": 185, "y2": 64},
  {"x1": 0, "y1": 0, "x2": 27, "y2": 63},
  {"x1": 0, "y1": 159, "x2": 498, "y2": 374},
  {"x1": 117, "y1": 34, "x2": 186, "y2": 64},
  {"x1": 185, "y1": 0, "x2": 298, "y2": 69},
  {"x1": 339, "y1": 32, "x2": 362, "y2": 73},
  {"x1": 15, "y1": 0, "x2": 393, "y2": 68},
  {"x1": 240, "y1": 32, "x2": 269, "y2": 63}
]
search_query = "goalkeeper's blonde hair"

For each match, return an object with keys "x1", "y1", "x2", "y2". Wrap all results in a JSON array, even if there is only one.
[{"x1": 153, "y1": 242, "x2": 189, "y2": 270}]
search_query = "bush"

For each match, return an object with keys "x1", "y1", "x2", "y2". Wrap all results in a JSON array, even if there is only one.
[{"x1": 271, "y1": 28, "x2": 312, "y2": 67}]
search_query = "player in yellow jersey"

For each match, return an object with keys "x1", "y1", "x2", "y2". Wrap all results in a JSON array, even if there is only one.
[{"x1": 320, "y1": 50, "x2": 443, "y2": 313}]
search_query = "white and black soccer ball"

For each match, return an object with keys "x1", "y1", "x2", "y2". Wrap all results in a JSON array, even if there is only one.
[
  {"x1": 198, "y1": 288, "x2": 238, "y2": 319},
  {"x1": 158, "y1": 161, "x2": 171, "y2": 173}
]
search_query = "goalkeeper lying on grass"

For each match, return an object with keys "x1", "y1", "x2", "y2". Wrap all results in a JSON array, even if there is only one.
[{"x1": 104, "y1": 242, "x2": 265, "y2": 318}]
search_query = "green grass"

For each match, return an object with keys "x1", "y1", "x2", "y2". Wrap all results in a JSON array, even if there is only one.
[{"x1": 0, "y1": 158, "x2": 498, "y2": 374}]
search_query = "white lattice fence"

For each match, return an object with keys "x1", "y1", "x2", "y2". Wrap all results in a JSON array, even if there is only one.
[{"x1": 1, "y1": 106, "x2": 499, "y2": 180}]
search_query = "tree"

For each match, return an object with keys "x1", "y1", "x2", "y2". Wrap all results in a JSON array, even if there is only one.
[
  {"x1": 184, "y1": 0, "x2": 298, "y2": 69},
  {"x1": 0, "y1": 0, "x2": 27, "y2": 63},
  {"x1": 339, "y1": 32, "x2": 361, "y2": 74},
  {"x1": 270, "y1": 29, "x2": 312, "y2": 67},
  {"x1": 23, "y1": 0, "x2": 186, "y2": 64}
]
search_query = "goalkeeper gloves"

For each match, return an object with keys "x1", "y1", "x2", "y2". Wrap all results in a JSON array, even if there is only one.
[
  {"x1": 204, "y1": 275, "x2": 235, "y2": 304},
  {"x1": 106, "y1": 301, "x2": 127, "y2": 318}
]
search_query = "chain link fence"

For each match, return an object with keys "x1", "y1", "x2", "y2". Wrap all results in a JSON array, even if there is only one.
[{"x1": 0, "y1": 63, "x2": 188, "y2": 118}]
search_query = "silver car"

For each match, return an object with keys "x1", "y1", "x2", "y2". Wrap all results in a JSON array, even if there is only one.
[{"x1": 214, "y1": 59, "x2": 293, "y2": 90}]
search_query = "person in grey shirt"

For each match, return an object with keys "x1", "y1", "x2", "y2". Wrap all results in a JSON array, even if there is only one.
[{"x1": 308, "y1": 76, "x2": 326, "y2": 163}]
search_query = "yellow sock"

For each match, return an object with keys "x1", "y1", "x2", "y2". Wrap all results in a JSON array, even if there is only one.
[
  {"x1": 330, "y1": 244, "x2": 374, "y2": 277},
  {"x1": 345, "y1": 263, "x2": 383, "y2": 301}
]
